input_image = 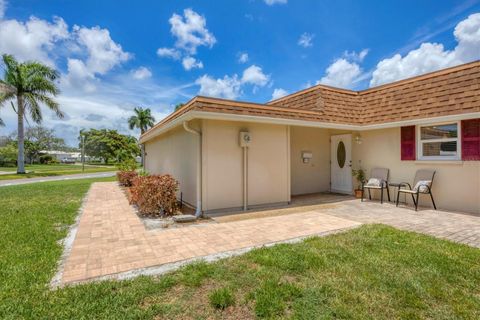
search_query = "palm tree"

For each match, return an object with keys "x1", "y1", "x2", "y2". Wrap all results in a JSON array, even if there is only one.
[
  {"x1": 0, "y1": 54, "x2": 63, "y2": 174},
  {"x1": 128, "y1": 107, "x2": 155, "y2": 135},
  {"x1": 128, "y1": 107, "x2": 155, "y2": 166}
]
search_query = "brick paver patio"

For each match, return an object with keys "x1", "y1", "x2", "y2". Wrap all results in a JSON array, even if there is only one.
[
  {"x1": 323, "y1": 200, "x2": 480, "y2": 248},
  {"x1": 59, "y1": 182, "x2": 480, "y2": 285},
  {"x1": 60, "y1": 182, "x2": 361, "y2": 285}
]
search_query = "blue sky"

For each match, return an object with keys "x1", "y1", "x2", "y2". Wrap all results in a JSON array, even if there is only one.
[{"x1": 0, "y1": 0, "x2": 479, "y2": 145}]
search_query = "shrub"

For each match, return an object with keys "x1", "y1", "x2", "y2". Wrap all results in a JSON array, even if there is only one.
[
  {"x1": 0, "y1": 145, "x2": 17, "y2": 166},
  {"x1": 130, "y1": 174, "x2": 179, "y2": 216},
  {"x1": 39, "y1": 154, "x2": 55, "y2": 164},
  {"x1": 117, "y1": 170, "x2": 138, "y2": 187},
  {"x1": 116, "y1": 158, "x2": 137, "y2": 171},
  {"x1": 209, "y1": 288, "x2": 235, "y2": 310}
]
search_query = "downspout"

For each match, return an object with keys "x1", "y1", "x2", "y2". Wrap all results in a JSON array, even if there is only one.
[
  {"x1": 183, "y1": 121, "x2": 202, "y2": 218},
  {"x1": 242, "y1": 145, "x2": 248, "y2": 211}
]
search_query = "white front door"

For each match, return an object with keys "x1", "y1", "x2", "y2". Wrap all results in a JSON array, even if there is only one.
[{"x1": 331, "y1": 134, "x2": 353, "y2": 194}]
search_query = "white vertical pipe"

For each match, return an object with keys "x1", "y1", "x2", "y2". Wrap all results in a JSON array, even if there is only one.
[
  {"x1": 243, "y1": 146, "x2": 248, "y2": 211},
  {"x1": 183, "y1": 121, "x2": 202, "y2": 217}
]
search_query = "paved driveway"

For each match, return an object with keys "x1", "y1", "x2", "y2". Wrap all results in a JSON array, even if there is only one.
[{"x1": 56, "y1": 182, "x2": 480, "y2": 286}]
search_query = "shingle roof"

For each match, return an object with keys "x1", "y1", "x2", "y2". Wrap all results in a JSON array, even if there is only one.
[
  {"x1": 269, "y1": 60, "x2": 480, "y2": 125},
  {"x1": 141, "y1": 60, "x2": 480, "y2": 142}
]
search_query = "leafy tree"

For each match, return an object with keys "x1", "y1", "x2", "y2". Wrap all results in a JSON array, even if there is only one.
[
  {"x1": 6, "y1": 126, "x2": 68, "y2": 164},
  {"x1": 128, "y1": 107, "x2": 155, "y2": 167},
  {"x1": 0, "y1": 54, "x2": 63, "y2": 174},
  {"x1": 0, "y1": 143, "x2": 17, "y2": 166},
  {"x1": 25, "y1": 125, "x2": 67, "y2": 150},
  {"x1": 174, "y1": 103, "x2": 184, "y2": 111},
  {"x1": 24, "y1": 140, "x2": 43, "y2": 164},
  {"x1": 11, "y1": 126, "x2": 68, "y2": 163},
  {"x1": 81, "y1": 129, "x2": 139, "y2": 164}
]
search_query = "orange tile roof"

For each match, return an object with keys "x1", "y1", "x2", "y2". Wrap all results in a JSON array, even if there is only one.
[{"x1": 141, "y1": 60, "x2": 480, "y2": 141}]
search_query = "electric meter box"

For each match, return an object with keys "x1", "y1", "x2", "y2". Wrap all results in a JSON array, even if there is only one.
[{"x1": 239, "y1": 132, "x2": 251, "y2": 147}]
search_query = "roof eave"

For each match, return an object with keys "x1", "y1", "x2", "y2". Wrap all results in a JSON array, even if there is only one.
[{"x1": 140, "y1": 110, "x2": 480, "y2": 144}]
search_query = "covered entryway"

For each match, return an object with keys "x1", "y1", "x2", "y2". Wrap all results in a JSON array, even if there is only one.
[{"x1": 330, "y1": 134, "x2": 353, "y2": 194}]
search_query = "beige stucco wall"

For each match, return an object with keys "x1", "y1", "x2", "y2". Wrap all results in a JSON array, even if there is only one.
[
  {"x1": 290, "y1": 126, "x2": 331, "y2": 195},
  {"x1": 353, "y1": 127, "x2": 480, "y2": 214},
  {"x1": 144, "y1": 122, "x2": 199, "y2": 207},
  {"x1": 202, "y1": 119, "x2": 290, "y2": 211}
]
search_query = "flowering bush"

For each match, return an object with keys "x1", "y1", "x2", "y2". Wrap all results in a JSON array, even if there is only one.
[
  {"x1": 117, "y1": 170, "x2": 138, "y2": 187},
  {"x1": 130, "y1": 174, "x2": 179, "y2": 216}
]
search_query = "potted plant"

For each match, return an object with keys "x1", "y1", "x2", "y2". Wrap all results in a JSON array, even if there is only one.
[{"x1": 352, "y1": 168, "x2": 366, "y2": 198}]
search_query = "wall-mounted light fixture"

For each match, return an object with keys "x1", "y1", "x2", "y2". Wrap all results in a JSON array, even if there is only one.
[{"x1": 355, "y1": 134, "x2": 363, "y2": 145}]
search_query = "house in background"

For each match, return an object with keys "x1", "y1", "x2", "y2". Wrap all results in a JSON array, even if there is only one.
[
  {"x1": 140, "y1": 61, "x2": 480, "y2": 215},
  {"x1": 39, "y1": 150, "x2": 81, "y2": 163}
]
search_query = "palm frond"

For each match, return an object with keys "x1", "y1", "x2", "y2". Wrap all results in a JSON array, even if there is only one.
[
  {"x1": 25, "y1": 75, "x2": 60, "y2": 96},
  {"x1": 2, "y1": 55, "x2": 63, "y2": 125},
  {"x1": 31, "y1": 93, "x2": 64, "y2": 119},
  {"x1": 24, "y1": 61, "x2": 59, "y2": 82},
  {"x1": 128, "y1": 116, "x2": 139, "y2": 130},
  {"x1": 0, "y1": 90, "x2": 15, "y2": 106},
  {"x1": 23, "y1": 93, "x2": 43, "y2": 124}
]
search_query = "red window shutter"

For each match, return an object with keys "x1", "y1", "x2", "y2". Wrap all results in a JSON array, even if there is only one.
[
  {"x1": 401, "y1": 126, "x2": 416, "y2": 160},
  {"x1": 461, "y1": 119, "x2": 480, "y2": 161}
]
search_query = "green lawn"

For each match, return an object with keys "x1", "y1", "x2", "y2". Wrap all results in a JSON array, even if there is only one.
[
  {"x1": 0, "y1": 179, "x2": 479, "y2": 319},
  {"x1": 0, "y1": 164, "x2": 116, "y2": 180}
]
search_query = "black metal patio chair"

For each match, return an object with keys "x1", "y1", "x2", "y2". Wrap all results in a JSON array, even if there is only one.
[
  {"x1": 396, "y1": 169, "x2": 437, "y2": 211},
  {"x1": 361, "y1": 167, "x2": 391, "y2": 204}
]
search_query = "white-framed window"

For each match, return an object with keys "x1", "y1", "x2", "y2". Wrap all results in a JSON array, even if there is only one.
[{"x1": 417, "y1": 121, "x2": 461, "y2": 160}]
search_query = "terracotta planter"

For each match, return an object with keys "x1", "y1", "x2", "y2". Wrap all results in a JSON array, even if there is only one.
[{"x1": 354, "y1": 189, "x2": 363, "y2": 199}]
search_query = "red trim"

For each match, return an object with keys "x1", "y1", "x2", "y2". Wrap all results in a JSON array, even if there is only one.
[
  {"x1": 461, "y1": 119, "x2": 480, "y2": 161},
  {"x1": 401, "y1": 126, "x2": 416, "y2": 160}
]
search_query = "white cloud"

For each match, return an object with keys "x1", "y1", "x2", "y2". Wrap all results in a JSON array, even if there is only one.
[
  {"x1": 271, "y1": 88, "x2": 288, "y2": 100},
  {"x1": 62, "y1": 25, "x2": 131, "y2": 91},
  {"x1": 298, "y1": 32, "x2": 314, "y2": 48},
  {"x1": 0, "y1": 16, "x2": 69, "y2": 65},
  {"x1": 168, "y1": 8, "x2": 216, "y2": 54},
  {"x1": 132, "y1": 66, "x2": 152, "y2": 80},
  {"x1": 370, "y1": 13, "x2": 480, "y2": 87},
  {"x1": 156, "y1": 47, "x2": 181, "y2": 60},
  {"x1": 157, "y1": 8, "x2": 215, "y2": 69},
  {"x1": 0, "y1": 0, "x2": 6, "y2": 20},
  {"x1": 182, "y1": 56, "x2": 203, "y2": 70},
  {"x1": 316, "y1": 49, "x2": 369, "y2": 89},
  {"x1": 318, "y1": 58, "x2": 362, "y2": 89},
  {"x1": 74, "y1": 25, "x2": 131, "y2": 75},
  {"x1": 196, "y1": 74, "x2": 241, "y2": 99},
  {"x1": 238, "y1": 52, "x2": 249, "y2": 63},
  {"x1": 0, "y1": 74, "x2": 190, "y2": 145},
  {"x1": 241, "y1": 65, "x2": 270, "y2": 86},
  {"x1": 264, "y1": 0, "x2": 287, "y2": 5},
  {"x1": 0, "y1": 7, "x2": 180, "y2": 146},
  {"x1": 195, "y1": 64, "x2": 270, "y2": 99},
  {"x1": 343, "y1": 48, "x2": 369, "y2": 62},
  {"x1": 64, "y1": 58, "x2": 96, "y2": 92}
]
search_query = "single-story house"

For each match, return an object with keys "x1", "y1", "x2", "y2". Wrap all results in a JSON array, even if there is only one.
[
  {"x1": 39, "y1": 150, "x2": 78, "y2": 162},
  {"x1": 140, "y1": 61, "x2": 480, "y2": 215}
]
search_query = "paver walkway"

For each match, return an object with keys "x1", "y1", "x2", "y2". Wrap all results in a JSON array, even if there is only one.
[
  {"x1": 59, "y1": 182, "x2": 480, "y2": 285},
  {"x1": 59, "y1": 182, "x2": 361, "y2": 285}
]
